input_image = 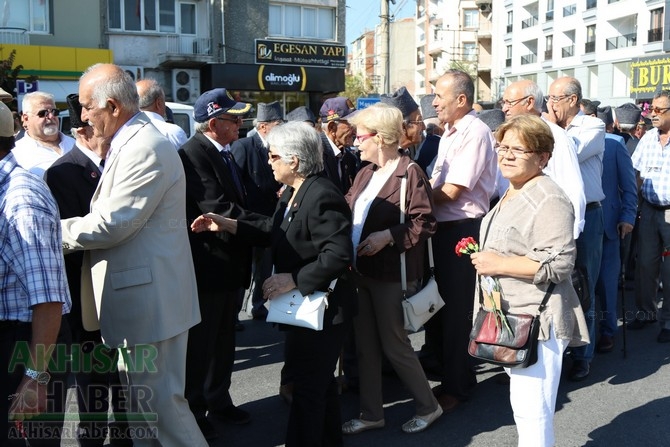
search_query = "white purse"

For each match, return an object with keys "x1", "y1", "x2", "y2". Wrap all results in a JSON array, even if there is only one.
[
  {"x1": 265, "y1": 279, "x2": 337, "y2": 331},
  {"x1": 399, "y1": 164, "x2": 445, "y2": 332}
]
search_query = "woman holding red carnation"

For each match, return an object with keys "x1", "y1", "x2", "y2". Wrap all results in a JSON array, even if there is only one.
[
  {"x1": 470, "y1": 114, "x2": 588, "y2": 447},
  {"x1": 341, "y1": 103, "x2": 442, "y2": 435}
]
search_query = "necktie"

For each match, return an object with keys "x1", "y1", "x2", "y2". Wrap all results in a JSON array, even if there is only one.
[
  {"x1": 99, "y1": 158, "x2": 105, "y2": 169},
  {"x1": 221, "y1": 150, "x2": 245, "y2": 197}
]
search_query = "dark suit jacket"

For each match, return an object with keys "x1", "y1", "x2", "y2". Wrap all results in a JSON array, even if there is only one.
[
  {"x1": 345, "y1": 155, "x2": 436, "y2": 283},
  {"x1": 179, "y1": 132, "x2": 253, "y2": 291},
  {"x1": 237, "y1": 174, "x2": 357, "y2": 326},
  {"x1": 602, "y1": 134, "x2": 637, "y2": 241},
  {"x1": 415, "y1": 134, "x2": 440, "y2": 174},
  {"x1": 44, "y1": 146, "x2": 101, "y2": 337},
  {"x1": 230, "y1": 133, "x2": 281, "y2": 216},
  {"x1": 320, "y1": 133, "x2": 358, "y2": 194}
]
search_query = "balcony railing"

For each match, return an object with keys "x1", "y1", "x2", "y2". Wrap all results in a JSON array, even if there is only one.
[
  {"x1": 0, "y1": 27, "x2": 29, "y2": 45},
  {"x1": 606, "y1": 32, "x2": 637, "y2": 50},
  {"x1": 562, "y1": 45, "x2": 575, "y2": 57},
  {"x1": 586, "y1": 0, "x2": 597, "y2": 9},
  {"x1": 507, "y1": 24, "x2": 513, "y2": 33},
  {"x1": 521, "y1": 16, "x2": 538, "y2": 29},
  {"x1": 164, "y1": 35, "x2": 212, "y2": 55},
  {"x1": 505, "y1": 58, "x2": 512, "y2": 67},
  {"x1": 585, "y1": 41, "x2": 595, "y2": 53},
  {"x1": 521, "y1": 53, "x2": 537, "y2": 65},
  {"x1": 648, "y1": 28, "x2": 663, "y2": 42},
  {"x1": 563, "y1": 4, "x2": 577, "y2": 16},
  {"x1": 544, "y1": 49, "x2": 553, "y2": 60}
]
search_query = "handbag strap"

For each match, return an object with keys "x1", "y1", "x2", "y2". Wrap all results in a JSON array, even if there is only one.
[
  {"x1": 477, "y1": 278, "x2": 555, "y2": 314},
  {"x1": 400, "y1": 163, "x2": 434, "y2": 295}
]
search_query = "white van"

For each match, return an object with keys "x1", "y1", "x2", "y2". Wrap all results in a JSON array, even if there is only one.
[{"x1": 59, "y1": 102, "x2": 196, "y2": 139}]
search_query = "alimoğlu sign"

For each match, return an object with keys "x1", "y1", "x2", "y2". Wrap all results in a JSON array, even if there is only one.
[
  {"x1": 630, "y1": 56, "x2": 670, "y2": 98},
  {"x1": 256, "y1": 39, "x2": 346, "y2": 69}
]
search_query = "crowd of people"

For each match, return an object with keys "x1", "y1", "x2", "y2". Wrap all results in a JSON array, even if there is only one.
[{"x1": 0, "y1": 63, "x2": 667, "y2": 447}]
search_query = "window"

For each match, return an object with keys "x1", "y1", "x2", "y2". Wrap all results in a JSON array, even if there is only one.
[
  {"x1": 585, "y1": 25, "x2": 596, "y2": 53},
  {"x1": 507, "y1": 11, "x2": 513, "y2": 33},
  {"x1": 464, "y1": 10, "x2": 479, "y2": 29},
  {"x1": 545, "y1": 35, "x2": 553, "y2": 60},
  {"x1": 0, "y1": 0, "x2": 50, "y2": 33},
  {"x1": 269, "y1": 2, "x2": 335, "y2": 40},
  {"x1": 463, "y1": 42, "x2": 477, "y2": 61},
  {"x1": 107, "y1": 0, "x2": 196, "y2": 33},
  {"x1": 506, "y1": 45, "x2": 512, "y2": 67},
  {"x1": 649, "y1": 8, "x2": 663, "y2": 42},
  {"x1": 546, "y1": 0, "x2": 554, "y2": 21}
]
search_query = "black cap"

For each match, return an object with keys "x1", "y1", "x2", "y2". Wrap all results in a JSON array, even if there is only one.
[{"x1": 66, "y1": 93, "x2": 88, "y2": 129}]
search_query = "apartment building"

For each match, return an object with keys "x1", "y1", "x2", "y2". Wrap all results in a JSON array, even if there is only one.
[
  {"x1": 414, "y1": 0, "x2": 493, "y2": 102},
  {"x1": 493, "y1": 0, "x2": 668, "y2": 106},
  {"x1": 1, "y1": 0, "x2": 348, "y2": 115}
]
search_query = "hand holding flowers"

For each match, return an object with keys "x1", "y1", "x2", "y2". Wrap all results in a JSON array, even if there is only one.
[{"x1": 455, "y1": 237, "x2": 512, "y2": 334}]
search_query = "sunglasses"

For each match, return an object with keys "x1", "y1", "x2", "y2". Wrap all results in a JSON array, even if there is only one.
[
  {"x1": 268, "y1": 152, "x2": 283, "y2": 162},
  {"x1": 34, "y1": 109, "x2": 60, "y2": 118},
  {"x1": 355, "y1": 133, "x2": 377, "y2": 143},
  {"x1": 649, "y1": 106, "x2": 670, "y2": 115}
]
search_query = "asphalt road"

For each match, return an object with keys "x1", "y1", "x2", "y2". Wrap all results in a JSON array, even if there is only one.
[
  {"x1": 217, "y1": 297, "x2": 670, "y2": 447},
  {"x1": 59, "y1": 285, "x2": 670, "y2": 446}
]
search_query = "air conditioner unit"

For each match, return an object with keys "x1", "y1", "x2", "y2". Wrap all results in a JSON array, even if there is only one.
[
  {"x1": 120, "y1": 65, "x2": 144, "y2": 81},
  {"x1": 474, "y1": 0, "x2": 492, "y2": 13},
  {"x1": 172, "y1": 68, "x2": 201, "y2": 104}
]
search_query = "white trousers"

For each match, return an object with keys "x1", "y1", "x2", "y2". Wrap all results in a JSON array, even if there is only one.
[{"x1": 507, "y1": 326, "x2": 569, "y2": 447}]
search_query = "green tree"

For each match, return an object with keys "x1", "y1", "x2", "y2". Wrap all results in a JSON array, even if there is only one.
[
  {"x1": 0, "y1": 49, "x2": 35, "y2": 110},
  {"x1": 342, "y1": 74, "x2": 377, "y2": 103}
]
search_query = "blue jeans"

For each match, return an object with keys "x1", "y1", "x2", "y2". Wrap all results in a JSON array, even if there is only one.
[{"x1": 571, "y1": 206, "x2": 604, "y2": 362}]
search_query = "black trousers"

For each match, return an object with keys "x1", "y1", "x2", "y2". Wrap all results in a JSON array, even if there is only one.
[
  {"x1": 185, "y1": 288, "x2": 241, "y2": 418},
  {"x1": 284, "y1": 322, "x2": 348, "y2": 447},
  {"x1": 423, "y1": 218, "x2": 481, "y2": 400}
]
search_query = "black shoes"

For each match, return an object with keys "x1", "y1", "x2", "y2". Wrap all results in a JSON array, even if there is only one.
[
  {"x1": 196, "y1": 417, "x2": 219, "y2": 440},
  {"x1": 209, "y1": 405, "x2": 251, "y2": 425},
  {"x1": 627, "y1": 318, "x2": 657, "y2": 330},
  {"x1": 568, "y1": 360, "x2": 590, "y2": 382},
  {"x1": 596, "y1": 335, "x2": 614, "y2": 353},
  {"x1": 657, "y1": 328, "x2": 670, "y2": 343}
]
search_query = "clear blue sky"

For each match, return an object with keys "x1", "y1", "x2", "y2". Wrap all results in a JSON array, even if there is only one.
[{"x1": 345, "y1": 0, "x2": 415, "y2": 47}]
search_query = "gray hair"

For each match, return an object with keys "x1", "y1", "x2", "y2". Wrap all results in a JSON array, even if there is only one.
[
  {"x1": 619, "y1": 123, "x2": 636, "y2": 132},
  {"x1": 137, "y1": 79, "x2": 165, "y2": 109},
  {"x1": 22, "y1": 91, "x2": 55, "y2": 114},
  {"x1": 442, "y1": 69, "x2": 475, "y2": 106},
  {"x1": 561, "y1": 77, "x2": 583, "y2": 102},
  {"x1": 516, "y1": 80, "x2": 545, "y2": 113},
  {"x1": 195, "y1": 120, "x2": 209, "y2": 134},
  {"x1": 267, "y1": 121, "x2": 323, "y2": 177},
  {"x1": 654, "y1": 90, "x2": 670, "y2": 101},
  {"x1": 81, "y1": 63, "x2": 139, "y2": 112}
]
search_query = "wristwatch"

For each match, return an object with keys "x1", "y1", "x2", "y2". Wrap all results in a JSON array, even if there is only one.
[{"x1": 25, "y1": 368, "x2": 51, "y2": 385}]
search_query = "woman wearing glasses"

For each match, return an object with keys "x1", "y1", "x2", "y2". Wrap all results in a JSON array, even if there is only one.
[
  {"x1": 12, "y1": 91, "x2": 75, "y2": 176},
  {"x1": 341, "y1": 102, "x2": 442, "y2": 435},
  {"x1": 469, "y1": 114, "x2": 588, "y2": 447},
  {"x1": 191, "y1": 121, "x2": 356, "y2": 447}
]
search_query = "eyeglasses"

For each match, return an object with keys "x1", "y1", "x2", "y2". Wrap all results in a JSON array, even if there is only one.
[
  {"x1": 355, "y1": 133, "x2": 377, "y2": 143},
  {"x1": 33, "y1": 109, "x2": 60, "y2": 118},
  {"x1": 495, "y1": 144, "x2": 538, "y2": 158},
  {"x1": 649, "y1": 106, "x2": 670, "y2": 115},
  {"x1": 216, "y1": 116, "x2": 242, "y2": 124},
  {"x1": 268, "y1": 152, "x2": 282, "y2": 162},
  {"x1": 548, "y1": 95, "x2": 572, "y2": 103},
  {"x1": 500, "y1": 96, "x2": 530, "y2": 108},
  {"x1": 406, "y1": 120, "x2": 425, "y2": 127}
]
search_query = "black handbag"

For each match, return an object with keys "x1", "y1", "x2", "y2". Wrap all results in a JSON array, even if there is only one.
[
  {"x1": 571, "y1": 266, "x2": 591, "y2": 312},
  {"x1": 468, "y1": 282, "x2": 555, "y2": 369}
]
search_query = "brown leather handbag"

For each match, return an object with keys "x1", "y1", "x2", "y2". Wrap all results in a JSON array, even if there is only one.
[{"x1": 468, "y1": 282, "x2": 555, "y2": 369}]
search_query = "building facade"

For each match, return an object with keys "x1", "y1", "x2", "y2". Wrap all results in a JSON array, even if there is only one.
[
  {"x1": 492, "y1": 0, "x2": 668, "y2": 106},
  {"x1": 1, "y1": 0, "x2": 348, "y2": 118}
]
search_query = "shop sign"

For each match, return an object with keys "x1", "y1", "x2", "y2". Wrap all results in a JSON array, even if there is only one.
[
  {"x1": 630, "y1": 56, "x2": 670, "y2": 96},
  {"x1": 258, "y1": 65, "x2": 307, "y2": 91},
  {"x1": 256, "y1": 39, "x2": 346, "y2": 69}
]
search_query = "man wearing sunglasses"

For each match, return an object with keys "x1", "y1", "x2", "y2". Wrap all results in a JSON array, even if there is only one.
[
  {"x1": 545, "y1": 76, "x2": 605, "y2": 382},
  {"x1": 12, "y1": 91, "x2": 75, "y2": 176}
]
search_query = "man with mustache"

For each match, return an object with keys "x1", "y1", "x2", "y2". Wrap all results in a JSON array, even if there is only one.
[{"x1": 12, "y1": 91, "x2": 75, "y2": 176}]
